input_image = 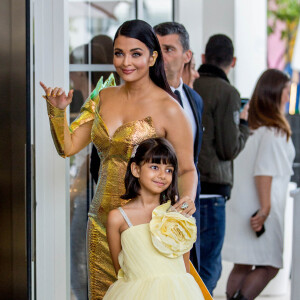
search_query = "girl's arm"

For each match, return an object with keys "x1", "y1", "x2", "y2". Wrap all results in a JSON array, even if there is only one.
[
  {"x1": 251, "y1": 175, "x2": 272, "y2": 232},
  {"x1": 106, "y1": 209, "x2": 123, "y2": 274},
  {"x1": 164, "y1": 101, "x2": 197, "y2": 216},
  {"x1": 183, "y1": 252, "x2": 190, "y2": 272}
]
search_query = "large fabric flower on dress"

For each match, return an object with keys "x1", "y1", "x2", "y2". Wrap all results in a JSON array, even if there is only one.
[{"x1": 149, "y1": 201, "x2": 197, "y2": 258}]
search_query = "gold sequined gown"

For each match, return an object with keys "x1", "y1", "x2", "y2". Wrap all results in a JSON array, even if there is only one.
[{"x1": 45, "y1": 75, "x2": 156, "y2": 299}]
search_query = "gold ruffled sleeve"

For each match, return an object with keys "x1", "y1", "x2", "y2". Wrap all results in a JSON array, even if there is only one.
[{"x1": 45, "y1": 73, "x2": 116, "y2": 158}]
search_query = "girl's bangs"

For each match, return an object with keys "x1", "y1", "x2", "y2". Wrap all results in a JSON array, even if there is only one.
[{"x1": 143, "y1": 145, "x2": 177, "y2": 166}]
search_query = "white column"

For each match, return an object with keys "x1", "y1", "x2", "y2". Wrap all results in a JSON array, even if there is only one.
[
  {"x1": 234, "y1": 0, "x2": 267, "y2": 98},
  {"x1": 33, "y1": 0, "x2": 70, "y2": 299},
  {"x1": 291, "y1": 188, "x2": 300, "y2": 300},
  {"x1": 292, "y1": 22, "x2": 300, "y2": 71},
  {"x1": 177, "y1": 0, "x2": 267, "y2": 94},
  {"x1": 176, "y1": 0, "x2": 203, "y2": 68},
  {"x1": 202, "y1": 0, "x2": 235, "y2": 45},
  {"x1": 201, "y1": 0, "x2": 235, "y2": 82}
]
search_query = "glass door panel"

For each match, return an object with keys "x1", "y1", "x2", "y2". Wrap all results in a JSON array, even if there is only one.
[
  {"x1": 68, "y1": 1, "x2": 134, "y2": 299},
  {"x1": 143, "y1": 0, "x2": 173, "y2": 26},
  {"x1": 68, "y1": 1, "x2": 173, "y2": 298}
]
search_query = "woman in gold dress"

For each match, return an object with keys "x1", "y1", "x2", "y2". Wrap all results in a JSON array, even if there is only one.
[{"x1": 40, "y1": 20, "x2": 198, "y2": 299}]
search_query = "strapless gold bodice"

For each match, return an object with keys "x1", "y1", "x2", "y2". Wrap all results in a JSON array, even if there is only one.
[{"x1": 89, "y1": 112, "x2": 156, "y2": 225}]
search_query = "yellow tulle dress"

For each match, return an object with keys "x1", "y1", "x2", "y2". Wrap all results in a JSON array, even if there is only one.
[{"x1": 103, "y1": 202, "x2": 206, "y2": 300}]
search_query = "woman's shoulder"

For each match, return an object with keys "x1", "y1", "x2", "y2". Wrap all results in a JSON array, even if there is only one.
[
  {"x1": 99, "y1": 85, "x2": 121, "y2": 98},
  {"x1": 253, "y1": 126, "x2": 290, "y2": 156},
  {"x1": 98, "y1": 86, "x2": 123, "y2": 108},
  {"x1": 256, "y1": 126, "x2": 287, "y2": 141},
  {"x1": 152, "y1": 89, "x2": 182, "y2": 116}
]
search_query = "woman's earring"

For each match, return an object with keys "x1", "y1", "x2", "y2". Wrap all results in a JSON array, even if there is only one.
[{"x1": 150, "y1": 51, "x2": 158, "y2": 67}]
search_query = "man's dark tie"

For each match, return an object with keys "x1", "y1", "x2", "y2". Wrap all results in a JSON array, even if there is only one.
[{"x1": 174, "y1": 90, "x2": 183, "y2": 108}]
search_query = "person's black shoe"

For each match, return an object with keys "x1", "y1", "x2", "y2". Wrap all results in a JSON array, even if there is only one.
[
  {"x1": 235, "y1": 291, "x2": 248, "y2": 300},
  {"x1": 227, "y1": 290, "x2": 248, "y2": 300}
]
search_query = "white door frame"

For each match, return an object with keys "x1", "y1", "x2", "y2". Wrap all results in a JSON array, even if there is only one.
[{"x1": 33, "y1": 0, "x2": 70, "y2": 299}]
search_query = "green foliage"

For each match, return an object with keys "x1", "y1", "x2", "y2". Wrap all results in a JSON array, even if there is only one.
[{"x1": 268, "y1": 0, "x2": 300, "y2": 37}]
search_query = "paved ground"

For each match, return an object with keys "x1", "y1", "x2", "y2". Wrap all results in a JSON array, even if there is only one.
[{"x1": 215, "y1": 295, "x2": 290, "y2": 300}]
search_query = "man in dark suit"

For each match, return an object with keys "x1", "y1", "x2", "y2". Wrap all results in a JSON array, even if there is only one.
[{"x1": 154, "y1": 22, "x2": 204, "y2": 273}]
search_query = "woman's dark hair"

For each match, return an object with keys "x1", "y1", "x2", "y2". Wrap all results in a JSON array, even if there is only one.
[
  {"x1": 113, "y1": 19, "x2": 175, "y2": 99},
  {"x1": 248, "y1": 68, "x2": 291, "y2": 140},
  {"x1": 121, "y1": 138, "x2": 179, "y2": 205}
]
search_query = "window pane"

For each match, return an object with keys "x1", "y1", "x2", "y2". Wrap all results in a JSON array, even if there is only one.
[
  {"x1": 69, "y1": 0, "x2": 135, "y2": 64},
  {"x1": 68, "y1": 2, "x2": 132, "y2": 299},
  {"x1": 143, "y1": 0, "x2": 173, "y2": 27}
]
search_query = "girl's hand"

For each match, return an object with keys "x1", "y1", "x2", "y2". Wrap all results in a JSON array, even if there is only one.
[
  {"x1": 173, "y1": 195, "x2": 196, "y2": 217},
  {"x1": 250, "y1": 210, "x2": 268, "y2": 232},
  {"x1": 40, "y1": 81, "x2": 73, "y2": 110}
]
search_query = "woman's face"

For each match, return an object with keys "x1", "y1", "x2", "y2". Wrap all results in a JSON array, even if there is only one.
[
  {"x1": 189, "y1": 57, "x2": 200, "y2": 86},
  {"x1": 183, "y1": 56, "x2": 199, "y2": 88},
  {"x1": 280, "y1": 82, "x2": 291, "y2": 112},
  {"x1": 113, "y1": 35, "x2": 155, "y2": 82}
]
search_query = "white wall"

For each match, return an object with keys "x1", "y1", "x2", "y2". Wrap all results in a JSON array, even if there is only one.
[
  {"x1": 202, "y1": 0, "x2": 235, "y2": 44},
  {"x1": 177, "y1": 0, "x2": 267, "y2": 96},
  {"x1": 202, "y1": 0, "x2": 235, "y2": 83},
  {"x1": 234, "y1": 0, "x2": 267, "y2": 98},
  {"x1": 176, "y1": 0, "x2": 203, "y2": 67}
]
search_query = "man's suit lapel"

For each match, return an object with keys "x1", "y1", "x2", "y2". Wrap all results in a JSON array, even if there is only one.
[{"x1": 183, "y1": 84, "x2": 200, "y2": 161}]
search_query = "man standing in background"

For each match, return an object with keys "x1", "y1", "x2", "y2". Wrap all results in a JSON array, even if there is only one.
[{"x1": 193, "y1": 34, "x2": 249, "y2": 295}]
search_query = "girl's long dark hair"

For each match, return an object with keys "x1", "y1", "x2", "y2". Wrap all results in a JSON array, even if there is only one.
[
  {"x1": 113, "y1": 19, "x2": 175, "y2": 99},
  {"x1": 121, "y1": 138, "x2": 179, "y2": 205}
]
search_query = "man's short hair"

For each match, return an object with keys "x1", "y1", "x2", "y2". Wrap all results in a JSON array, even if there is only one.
[
  {"x1": 153, "y1": 22, "x2": 190, "y2": 52},
  {"x1": 205, "y1": 34, "x2": 234, "y2": 68}
]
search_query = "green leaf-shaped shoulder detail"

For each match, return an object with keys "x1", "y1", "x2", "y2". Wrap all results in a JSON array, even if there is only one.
[{"x1": 69, "y1": 73, "x2": 116, "y2": 133}]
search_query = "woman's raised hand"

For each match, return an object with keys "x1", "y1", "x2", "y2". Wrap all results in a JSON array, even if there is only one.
[{"x1": 40, "y1": 81, "x2": 73, "y2": 110}]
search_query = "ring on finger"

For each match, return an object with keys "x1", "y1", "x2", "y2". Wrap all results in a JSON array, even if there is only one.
[{"x1": 180, "y1": 202, "x2": 189, "y2": 210}]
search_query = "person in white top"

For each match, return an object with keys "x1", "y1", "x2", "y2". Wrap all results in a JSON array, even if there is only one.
[{"x1": 222, "y1": 69, "x2": 295, "y2": 300}]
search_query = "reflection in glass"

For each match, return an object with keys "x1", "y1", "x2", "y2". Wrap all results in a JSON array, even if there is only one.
[
  {"x1": 69, "y1": 146, "x2": 89, "y2": 300},
  {"x1": 69, "y1": 0, "x2": 135, "y2": 57},
  {"x1": 68, "y1": 1, "x2": 172, "y2": 299},
  {"x1": 69, "y1": 2, "x2": 129, "y2": 298},
  {"x1": 69, "y1": 68, "x2": 90, "y2": 300},
  {"x1": 143, "y1": 0, "x2": 173, "y2": 27}
]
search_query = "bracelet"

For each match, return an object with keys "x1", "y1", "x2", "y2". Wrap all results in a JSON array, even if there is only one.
[{"x1": 258, "y1": 211, "x2": 268, "y2": 219}]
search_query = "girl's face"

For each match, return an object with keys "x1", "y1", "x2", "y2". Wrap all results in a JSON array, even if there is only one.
[
  {"x1": 113, "y1": 35, "x2": 157, "y2": 83},
  {"x1": 131, "y1": 161, "x2": 174, "y2": 196},
  {"x1": 280, "y1": 82, "x2": 291, "y2": 112}
]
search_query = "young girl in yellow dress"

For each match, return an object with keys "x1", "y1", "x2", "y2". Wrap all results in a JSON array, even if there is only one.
[{"x1": 104, "y1": 137, "x2": 207, "y2": 299}]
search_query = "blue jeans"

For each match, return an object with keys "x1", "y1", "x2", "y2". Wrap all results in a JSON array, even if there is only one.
[{"x1": 199, "y1": 196, "x2": 226, "y2": 295}]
